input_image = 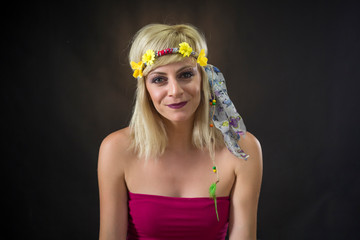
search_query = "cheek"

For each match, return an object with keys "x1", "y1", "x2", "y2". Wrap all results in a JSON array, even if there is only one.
[
  {"x1": 193, "y1": 86, "x2": 201, "y2": 98},
  {"x1": 193, "y1": 78, "x2": 202, "y2": 101},
  {"x1": 146, "y1": 86, "x2": 164, "y2": 104},
  {"x1": 186, "y1": 84, "x2": 202, "y2": 108}
]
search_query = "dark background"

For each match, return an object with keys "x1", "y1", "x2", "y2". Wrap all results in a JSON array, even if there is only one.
[{"x1": 5, "y1": 0, "x2": 360, "y2": 239}]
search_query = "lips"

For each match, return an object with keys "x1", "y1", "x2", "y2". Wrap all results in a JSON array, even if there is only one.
[{"x1": 167, "y1": 101, "x2": 187, "y2": 109}]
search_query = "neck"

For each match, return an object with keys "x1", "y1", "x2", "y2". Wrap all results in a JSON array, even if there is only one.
[{"x1": 163, "y1": 118, "x2": 195, "y2": 153}]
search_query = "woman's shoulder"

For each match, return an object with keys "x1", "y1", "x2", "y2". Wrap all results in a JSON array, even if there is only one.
[
  {"x1": 220, "y1": 131, "x2": 262, "y2": 172},
  {"x1": 98, "y1": 127, "x2": 134, "y2": 174},
  {"x1": 238, "y1": 131, "x2": 262, "y2": 156},
  {"x1": 100, "y1": 127, "x2": 131, "y2": 148},
  {"x1": 236, "y1": 131, "x2": 263, "y2": 174}
]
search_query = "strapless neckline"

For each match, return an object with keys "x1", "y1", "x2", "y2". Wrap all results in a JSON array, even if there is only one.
[{"x1": 128, "y1": 191, "x2": 230, "y2": 200}]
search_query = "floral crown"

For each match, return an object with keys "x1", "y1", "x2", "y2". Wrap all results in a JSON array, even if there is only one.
[{"x1": 130, "y1": 42, "x2": 208, "y2": 79}]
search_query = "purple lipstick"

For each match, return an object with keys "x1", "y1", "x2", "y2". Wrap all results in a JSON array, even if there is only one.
[{"x1": 167, "y1": 101, "x2": 187, "y2": 109}]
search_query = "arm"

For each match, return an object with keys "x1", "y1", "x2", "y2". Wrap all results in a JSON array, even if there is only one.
[
  {"x1": 98, "y1": 131, "x2": 129, "y2": 240},
  {"x1": 228, "y1": 132, "x2": 263, "y2": 240}
]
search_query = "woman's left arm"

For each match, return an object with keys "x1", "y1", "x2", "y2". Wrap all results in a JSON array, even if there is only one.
[{"x1": 228, "y1": 132, "x2": 263, "y2": 240}]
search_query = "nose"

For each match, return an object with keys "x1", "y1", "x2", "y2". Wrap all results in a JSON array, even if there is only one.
[{"x1": 168, "y1": 77, "x2": 184, "y2": 97}]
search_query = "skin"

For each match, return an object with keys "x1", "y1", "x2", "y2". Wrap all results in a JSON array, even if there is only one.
[{"x1": 98, "y1": 58, "x2": 263, "y2": 240}]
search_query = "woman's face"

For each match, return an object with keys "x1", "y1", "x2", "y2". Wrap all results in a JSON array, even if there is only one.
[{"x1": 145, "y1": 58, "x2": 202, "y2": 123}]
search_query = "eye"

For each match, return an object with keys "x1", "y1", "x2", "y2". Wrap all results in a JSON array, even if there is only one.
[
  {"x1": 179, "y1": 71, "x2": 194, "y2": 79},
  {"x1": 151, "y1": 76, "x2": 166, "y2": 84}
]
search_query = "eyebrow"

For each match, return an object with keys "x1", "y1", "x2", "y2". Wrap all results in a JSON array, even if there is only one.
[{"x1": 148, "y1": 65, "x2": 196, "y2": 77}]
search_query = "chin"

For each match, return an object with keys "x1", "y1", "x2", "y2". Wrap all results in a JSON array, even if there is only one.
[
  {"x1": 161, "y1": 112, "x2": 196, "y2": 123},
  {"x1": 165, "y1": 115, "x2": 193, "y2": 123}
]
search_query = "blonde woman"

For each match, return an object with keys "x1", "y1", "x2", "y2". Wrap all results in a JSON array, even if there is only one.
[{"x1": 98, "y1": 23, "x2": 263, "y2": 240}]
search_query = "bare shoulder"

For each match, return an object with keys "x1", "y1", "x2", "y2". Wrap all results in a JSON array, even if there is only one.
[
  {"x1": 236, "y1": 131, "x2": 263, "y2": 175},
  {"x1": 98, "y1": 128, "x2": 131, "y2": 239},
  {"x1": 98, "y1": 127, "x2": 133, "y2": 176},
  {"x1": 100, "y1": 127, "x2": 131, "y2": 152},
  {"x1": 222, "y1": 131, "x2": 262, "y2": 175},
  {"x1": 226, "y1": 134, "x2": 262, "y2": 238},
  {"x1": 239, "y1": 131, "x2": 262, "y2": 160}
]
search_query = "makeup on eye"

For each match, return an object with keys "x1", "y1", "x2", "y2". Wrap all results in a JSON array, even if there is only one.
[
  {"x1": 179, "y1": 70, "x2": 195, "y2": 79},
  {"x1": 151, "y1": 76, "x2": 166, "y2": 84},
  {"x1": 148, "y1": 65, "x2": 197, "y2": 80},
  {"x1": 149, "y1": 68, "x2": 197, "y2": 84}
]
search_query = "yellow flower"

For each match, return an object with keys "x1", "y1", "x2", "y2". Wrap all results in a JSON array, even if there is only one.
[
  {"x1": 222, "y1": 121, "x2": 229, "y2": 127},
  {"x1": 142, "y1": 49, "x2": 155, "y2": 66},
  {"x1": 179, "y1": 42, "x2": 193, "y2": 57},
  {"x1": 197, "y1": 49, "x2": 208, "y2": 66},
  {"x1": 130, "y1": 61, "x2": 144, "y2": 78}
]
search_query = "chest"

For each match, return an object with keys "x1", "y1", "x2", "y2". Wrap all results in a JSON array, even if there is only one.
[{"x1": 125, "y1": 151, "x2": 236, "y2": 197}]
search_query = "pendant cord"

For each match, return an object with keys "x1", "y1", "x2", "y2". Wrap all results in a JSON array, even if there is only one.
[{"x1": 209, "y1": 67, "x2": 220, "y2": 221}]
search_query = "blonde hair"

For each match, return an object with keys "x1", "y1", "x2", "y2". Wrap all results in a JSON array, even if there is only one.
[{"x1": 128, "y1": 23, "x2": 224, "y2": 159}]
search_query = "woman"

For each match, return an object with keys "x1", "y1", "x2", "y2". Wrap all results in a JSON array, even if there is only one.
[{"x1": 98, "y1": 23, "x2": 263, "y2": 240}]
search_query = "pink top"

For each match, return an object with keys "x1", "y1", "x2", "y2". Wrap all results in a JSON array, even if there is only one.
[{"x1": 127, "y1": 191, "x2": 230, "y2": 240}]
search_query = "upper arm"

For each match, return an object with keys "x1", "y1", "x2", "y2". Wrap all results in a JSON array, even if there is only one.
[
  {"x1": 228, "y1": 132, "x2": 263, "y2": 240},
  {"x1": 98, "y1": 130, "x2": 129, "y2": 240}
]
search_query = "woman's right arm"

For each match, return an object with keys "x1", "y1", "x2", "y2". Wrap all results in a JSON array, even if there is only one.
[{"x1": 98, "y1": 131, "x2": 129, "y2": 240}]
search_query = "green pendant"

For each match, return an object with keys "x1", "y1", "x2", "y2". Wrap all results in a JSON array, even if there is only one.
[{"x1": 209, "y1": 182, "x2": 219, "y2": 221}]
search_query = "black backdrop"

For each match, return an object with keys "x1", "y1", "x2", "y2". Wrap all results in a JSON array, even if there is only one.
[{"x1": 5, "y1": 0, "x2": 360, "y2": 239}]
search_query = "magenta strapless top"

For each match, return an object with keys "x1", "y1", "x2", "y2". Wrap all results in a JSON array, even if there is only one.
[{"x1": 127, "y1": 191, "x2": 230, "y2": 240}]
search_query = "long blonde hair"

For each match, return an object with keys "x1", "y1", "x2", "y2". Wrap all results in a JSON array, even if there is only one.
[{"x1": 128, "y1": 23, "x2": 224, "y2": 160}]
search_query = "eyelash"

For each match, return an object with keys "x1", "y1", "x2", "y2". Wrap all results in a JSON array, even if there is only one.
[
  {"x1": 181, "y1": 71, "x2": 194, "y2": 79},
  {"x1": 151, "y1": 71, "x2": 195, "y2": 84}
]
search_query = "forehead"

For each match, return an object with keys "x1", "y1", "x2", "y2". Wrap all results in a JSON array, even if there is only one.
[{"x1": 148, "y1": 58, "x2": 197, "y2": 75}]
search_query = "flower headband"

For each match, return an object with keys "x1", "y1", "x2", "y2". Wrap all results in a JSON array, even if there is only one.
[{"x1": 130, "y1": 42, "x2": 208, "y2": 79}]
